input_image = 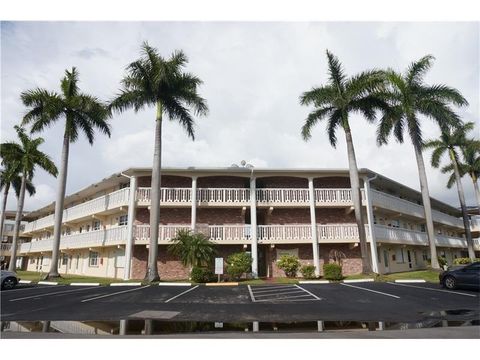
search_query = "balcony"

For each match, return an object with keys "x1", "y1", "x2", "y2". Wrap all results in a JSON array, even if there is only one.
[
  {"x1": 1, "y1": 243, "x2": 12, "y2": 255},
  {"x1": 370, "y1": 190, "x2": 464, "y2": 229},
  {"x1": 23, "y1": 188, "x2": 131, "y2": 234},
  {"x1": 18, "y1": 226, "x2": 128, "y2": 254},
  {"x1": 374, "y1": 225, "x2": 467, "y2": 248}
]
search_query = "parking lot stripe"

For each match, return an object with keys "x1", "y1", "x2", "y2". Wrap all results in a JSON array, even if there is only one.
[
  {"x1": 2, "y1": 285, "x2": 58, "y2": 292},
  {"x1": 247, "y1": 285, "x2": 256, "y2": 302},
  {"x1": 164, "y1": 285, "x2": 199, "y2": 303},
  {"x1": 255, "y1": 294, "x2": 317, "y2": 302},
  {"x1": 10, "y1": 286, "x2": 100, "y2": 302},
  {"x1": 254, "y1": 290, "x2": 306, "y2": 297},
  {"x1": 251, "y1": 286, "x2": 297, "y2": 293},
  {"x1": 295, "y1": 285, "x2": 322, "y2": 300},
  {"x1": 340, "y1": 283, "x2": 400, "y2": 299},
  {"x1": 387, "y1": 282, "x2": 477, "y2": 297},
  {"x1": 81, "y1": 285, "x2": 151, "y2": 303},
  {"x1": 250, "y1": 285, "x2": 295, "y2": 291}
]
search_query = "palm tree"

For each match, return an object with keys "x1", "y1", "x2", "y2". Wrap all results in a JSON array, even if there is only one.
[
  {"x1": 110, "y1": 42, "x2": 208, "y2": 282},
  {"x1": 0, "y1": 126, "x2": 57, "y2": 271},
  {"x1": 21, "y1": 67, "x2": 111, "y2": 279},
  {"x1": 168, "y1": 229, "x2": 216, "y2": 269},
  {"x1": 377, "y1": 55, "x2": 468, "y2": 269},
  {"x1": 300, "y1": 50, "x2": 388, "y2": 274},
  {"x1": 0, "y1": 162, "x2": 36, "y2": 240},
  {"x1": 424, "y1": 122, "x2": 477, "y2": 259}
]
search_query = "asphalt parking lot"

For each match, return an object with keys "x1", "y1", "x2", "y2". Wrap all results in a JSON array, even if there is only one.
[{"x1": 1, "y1": 282, "x2": 478, "y2": 323}]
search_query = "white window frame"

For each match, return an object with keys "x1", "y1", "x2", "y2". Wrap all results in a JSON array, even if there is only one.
[
  {"x1": 119, "y1": 215, "x2": 128, "y2": 226},
  {"x1": 89, "y1": 251, "x2": 99, "y2": 267}
]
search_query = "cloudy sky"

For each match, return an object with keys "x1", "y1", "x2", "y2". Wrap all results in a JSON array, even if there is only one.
[{"x1": 1, "y1": 21, "x2": 479, "y2": 211}]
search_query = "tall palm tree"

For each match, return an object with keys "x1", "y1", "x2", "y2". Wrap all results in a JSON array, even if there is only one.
[
  {"x1": 0, "y1": 126, "x2": 57, "y2": 271},
  {"x1": 300, "y1": 50, "x2": 388, "y2": 274},
  {"x1": 168, "y1": 229, "x2": 216, "y2": 269},
  {"x1": 110, "y1": 42, "x2": 208, "y2": 282},
  {"x1": 377, "y1": 55, "x2": 468, "y2": 269},
  {"x1": 21, "y1": 67, "x2": 111, "y2": 279},
  {"x1": 424, "y1": 122, "x2": 477, "y2": 259},
  {"x1": 0, "y1": 162, "x2": 36, "y2": 240}
]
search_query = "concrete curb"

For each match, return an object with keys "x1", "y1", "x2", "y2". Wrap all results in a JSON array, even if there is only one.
[
  {"x1": 37, "y1": 281, "x2": 58, "y2": 285},
  {"x1": 110, "y1": 282, "x2": 142, "y2": 286},
  {"x1": 299, "y1": 280, "x2": 330, "y2": 284},
  {"x1": 158, "y1": 282, "x2": 191, "y2": 286},
  {"x1": 70, "y1": 283, "x2": 101, "y2": 286},
  {"x1": 394, "y1": 279, "x2": 426, "y2": 283},
  {"x1": 205, "y1": 282, "x2": 239, "y2": 286},
  {"x1": 18, "y1": 280, "x2": 32, "y2": 284},
  {"x1": 343, "y1": 279, "x2": 375, "y2": 283}
]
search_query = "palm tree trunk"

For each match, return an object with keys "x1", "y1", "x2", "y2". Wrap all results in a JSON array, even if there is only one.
[
  {"x1": 46, "y1": 130, "x2": 70, "y2": 279},
  {"x1": 413, "y1": 143, "x2": 440, "y2": 269},
  {"x1": 8, "y1": 175, "x2": 26, "y2": 272},
  {"x1": 472, "y1": 175, "x2": 480, "y2": 213},
  {"x1": 344, "y1": 126, "x2": 372, "y2": 273},
  {"x1": 145, "y1": 101, "x2": 162, "y2": 282},
  {"x1": 0, "y1": 183, "x2": 10, "y2": 240},
  {"x1": 450, "y1": 151, "x2": 475, "y2": 260}
]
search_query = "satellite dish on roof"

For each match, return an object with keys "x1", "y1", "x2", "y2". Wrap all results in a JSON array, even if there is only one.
[{"x1": 240, "y1": 160, "x2": 246, "y2": 166}]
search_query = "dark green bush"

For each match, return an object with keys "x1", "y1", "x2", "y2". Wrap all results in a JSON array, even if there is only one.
[
  {"x1": 438, "y1": 256, "x2": 448, "y2": 268},
  {"x1": 277, "y1": 255, "x2": 300, "y2": 277},
  {"x1": 226, "y1": 252, "x2": 252, "y2": 281},
  {"x1": 323, "y1": 263, "x2": 343, "y2": 280},
  {"x1": 300, "y1": 265, "x2": 316, "y2": 279},
  {"x1": 190, "y1": 266, "x2": 214, "y2": 283},
  {"x1": 453, "y1": 257, "x2": 480, "y2": 265}
]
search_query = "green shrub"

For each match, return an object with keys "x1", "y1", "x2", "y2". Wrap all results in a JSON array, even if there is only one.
[
  {"x1": 190, "y1": 266, "x2": 214, "y2": 283},
  {"x1": 323, "y1": 263, "x2": 343, "y2": 280},
  {"x1": 226, "y1": 252, "x2": 252, "y2": 281},
  {"x1": 300, "y1": 265, "x2": 316, "y2": 279},
  {"x1": 277, "y1": 255, "x2": 300, "y2": 277},
  {"x1": 453, "y1": 257, "x2": 480, "y2": 265},
  {"x1": 438, "y1": 256, "x2": 448, "y2": 268}
]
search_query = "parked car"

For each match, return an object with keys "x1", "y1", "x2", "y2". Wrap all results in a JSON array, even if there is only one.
[
  {"x1": 1, "y1": 270, "x2": 19, "y2": 290},
  {"x1": 439, "y1": 262, "x2": 480, "y2": 290}
]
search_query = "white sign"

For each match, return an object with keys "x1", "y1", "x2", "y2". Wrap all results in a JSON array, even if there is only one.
[{"x1": 215, "y1": 257, "x2": 224, "y2": 275}]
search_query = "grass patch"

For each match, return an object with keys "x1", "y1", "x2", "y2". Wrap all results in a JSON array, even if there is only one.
[
  {"x1": 16, "y1": 271, "x2": 144, "y2": 286},
  {"x1": 238, "y1": 279, "x2": 266, "y2": 285},
  {"x1": 376, "y1": 270, "x2": 441, "y2": 283}
]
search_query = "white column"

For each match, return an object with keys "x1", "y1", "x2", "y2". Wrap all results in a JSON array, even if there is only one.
[
  {"x1": 250, "y1": 177, "x2": 258, "y2": 278},
  {"x1": 124, "y1": 175, "x2": 137, "y2": 280},
  {"x1": 191, "y1": 176, "x2": 197, "y2": 231},
  {"x1": 364, "y1": 176, "x2": 379, "y2": 274},
  {"x1": 308, "y1": 177, "x2": 320, "y2": 277}
]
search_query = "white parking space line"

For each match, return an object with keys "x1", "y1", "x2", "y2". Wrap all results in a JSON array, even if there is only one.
[
  {"x1": 387, "y1": 282, "x2": 477, "y2": 297},
  {"x1": 81, "y1": 285, "x2": 151, "y2": 303},
  {"x1": 2, "y1": 285, "x2": 62, "y2": 292},
  {"x1": 250, "y1": 285, "x2": 296, "y2": 291},
  {"x1": 164, "y1": 285, "x2": 199, "y2": 303},
  {"x1": 294, "y1": 285, "x2": 323, "y2": 300},
  {"x1": 340, "y1": 283, "x2": 400, "y2": 299},
  {"x1": 251, "y1": 286, "x2": 297, "y2": 293},
  {"x1": 255, "y1": 294, "x2": 318, "y2": 302},
  {"x1": 10, "y1": 286, "x2": 100, "y2": 302},
  {"x1": 247, "y1": 285, "x2": 256, "y2": 302},
  {"x1": 254, "y1": 290, "x2": 306, "y2": 297}
]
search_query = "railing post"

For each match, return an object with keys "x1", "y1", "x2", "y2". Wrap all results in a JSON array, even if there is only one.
[
  {"x1": 250, "y1": 176, "x2": 258, "y2": 278},
  {"x1": 124, "y1": 175, "x2": 137, "y2": 280},
  {"x1": 363, "y1": 176, "x2": 379, "y2": 274},
  {"x1": 191, "y1": 176, "x2": 197, "y2": 231},
  {"x1": 308, "y1": 177, "x2": 320, "y2": 277}
]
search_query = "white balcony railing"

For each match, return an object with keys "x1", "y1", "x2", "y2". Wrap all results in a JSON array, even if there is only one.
[
  {"x1": 18, "y1": 226, "x2": 128, "y2": 253},
  {"x1": 23, "y1": 188, "x2": 130, "y2": 234},
  {"x1": 0, "y1": 243, "x2": 13, "y2": 253},
  {"x1": 374, "y1": 225, "x2": 467, "y2": 248},
  {"x1": 134, "y1": 224, "x2": 191, "y2": 242},
  {"x1": 371, "y1": 190, "x2": 464, "y2": 228}
]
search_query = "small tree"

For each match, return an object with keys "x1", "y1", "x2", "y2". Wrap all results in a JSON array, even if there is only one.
[
  {"x1": 226, "y1": 252, "x2": 252, "y2": 281},
  {"x1": 168, "y1": 229, "x2": 216, "y2": 271},
  {"x1": 277, "y1": 255, "x2": 300, "y2": 278}
]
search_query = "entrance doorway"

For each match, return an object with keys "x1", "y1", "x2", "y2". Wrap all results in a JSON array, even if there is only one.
[
  {"x1": 258, "y1": 245, "x2": 268, "y2": 277},
  {"x1": 383, "y1": 250, "x2": 390, "y2": 273},
  {"x1": 407, "y1": 250, "x2": 413, "y2": 269}
]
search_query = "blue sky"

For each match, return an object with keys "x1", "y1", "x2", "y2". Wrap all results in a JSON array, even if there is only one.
[{"x1": 1, "y1": 21, "x2": 479, "y2": 210}]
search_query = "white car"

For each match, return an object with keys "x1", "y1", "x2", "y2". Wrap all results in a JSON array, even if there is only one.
[{"x1": 1, "y1": 270, "x2": 19, "y2": 290}]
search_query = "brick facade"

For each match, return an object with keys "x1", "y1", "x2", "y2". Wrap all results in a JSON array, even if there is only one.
[
  {"x1": 197, "y1": 176, "x2": 248, "y2": 188},
  {"x1": 135, "y1": 208, "x2": 245, "y2": 225},
  {"x1": 138, "y1": 175, "x2": 191, "y2": 188},
  {"x1": 313, "y1": 176, "x2": 351, "y2": 188},
  {"x1": 258, "y1": 176, "x2": 307, "y2": 188},
  {"x1": 263, "y1": 208, "x2": 355, "y2": 225}
]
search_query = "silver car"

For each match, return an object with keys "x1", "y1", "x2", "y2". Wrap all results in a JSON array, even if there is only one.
[{"x1": 1, "y1": 270, "x2": 19, "y2": 290}]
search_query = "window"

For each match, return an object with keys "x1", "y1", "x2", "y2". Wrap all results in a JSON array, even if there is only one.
[
  {"x1": 89, "y1": 251, "x2": 99, "y2": 267},
  {"x1": 395, "y1": 249, "x2": 405, "y2": 263},
  {"x1": 61, "y1": 253, "x2": 68, "y2": 266},
  {"x1": 30, "y1": 258, "x2": 35, "y2": 264},
  {"x1": 420, "y1": 224, "x2": 426, "y2": 233},
  {"x1": 93, "y1": 220, "x2": 101, "y2": 231},
  {"x1": 86, "y1": 225, "x2": 91, "y2": 232},
  {"x1": 76, "y1": 255, "x2": 80, "y2": 270},
  {"x1": 119, "y1": 215, "x2": 128, "y2": 226},
  {"x1": 373, "y1": 215, "x2": 377, "y2": 225},
  {"x1": 377, "y1": 248, "x2": 381, "y2": 263},
  {"x1": 391, "y1": 219, "x2": 400, "y2": 228},
  {"x1": 422, "y1": 251, "x2": 429, "y2": 261},
  {"x1": 119, "y1": 182, "x2": 130, "y2": 189}
]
